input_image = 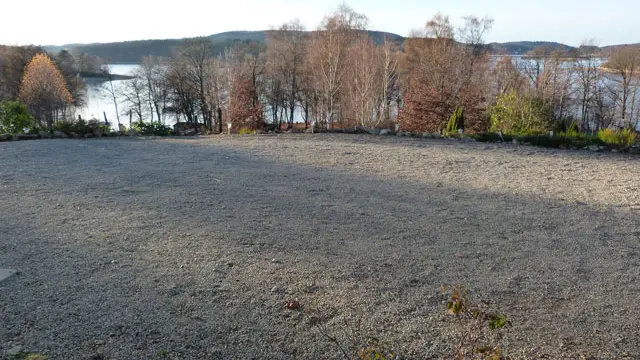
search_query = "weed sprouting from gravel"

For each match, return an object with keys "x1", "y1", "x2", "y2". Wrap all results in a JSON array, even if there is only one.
[{"x1": 442, "y1": 285, "x2": 511, "y2": 359}]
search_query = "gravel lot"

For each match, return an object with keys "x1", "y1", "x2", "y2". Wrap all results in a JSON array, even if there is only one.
[{"x1": 1, "y1": 134, "x2": 639, "y2": 359}]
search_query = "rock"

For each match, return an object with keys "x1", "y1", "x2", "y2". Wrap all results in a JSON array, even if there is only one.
[
  {"x1": 304, "y1": 127, "x2": 314, "y2": 134},
  {"x1": 367, "y1": 128, "x2": 381, "y2": 136},
  {"x1": 461, "y1": 137, "x2": 476, "y2": 143},
  {"x1": 0, "y1": 133, "x2": 11, "y2": 141},
  {"x1": 7, "y1": 345, "x2": 23, "y2": 356},
  {"x1": 84, "y1": 133, "x2": 94, "y2": 138},
  {"x1": 127, "y1": 129, "x2": 138, "y2": 137},
  {"x1": 379, "y1": 129, "x2": 393, "y2": 136},
  {"x1": 12, "y1": 134, "x2": 39, "y2": 141},
  {"x1": 396, "y1": 131, "x2": 409, "y2": 137},
  {"x1": 93, "y1": 128, "x2": 104, "y2": 137},
  {"x1": 69, "y1": 132, "x2": 79, "y2": 138},
  {"x1": 512, "y1": 139, "x2": 520, "y2": 145},
  {"x1": 174, "y1": 122, "x2": 206, "y2": 135},
  {"x1": 586, "y1": 145, "x2": 601, "y2": 152},
  {"x1": 285, "y1": 300, "x2": 300, "y2": 310},
  {"x1": 183, "y1": 129, "x2": 197, "y2": 136},
  {"x1": 39, "y1": 131, "x2": 52, "y2": 138},
  {"x1": 271, "y1": 286, "x2": 281, "y2": 293},
  {"x1": 52, "y1": 131, "x2": 68, "y2": 138}
]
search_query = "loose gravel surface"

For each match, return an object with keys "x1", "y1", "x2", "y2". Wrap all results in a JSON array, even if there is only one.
[{"x1": 1, "y1": 134, "x2": 639, "y2": 359}]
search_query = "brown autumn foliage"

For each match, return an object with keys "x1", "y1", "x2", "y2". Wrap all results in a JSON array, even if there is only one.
[
  {"x1": 19, "y1": 53, "x2": 73, "y2": 130},
  {"x1": 398, "y1": 14, "x2": 492, "y2": 134},
  {"x1": 229, "y1": 75, "x2": 264, "y2": 131},
  {"x1": 0, "y1": 45, "x2": 43, "y2": 102}
]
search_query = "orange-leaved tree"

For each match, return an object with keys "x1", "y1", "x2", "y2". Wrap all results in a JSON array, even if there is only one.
[{"x1": 19, "y1": 53, "x2": 73, "y2": 130}]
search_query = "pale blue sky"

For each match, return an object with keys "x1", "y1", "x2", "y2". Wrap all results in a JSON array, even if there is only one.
[{"x1": 1, "y1": 0, "x2": 637, "y2": 46}]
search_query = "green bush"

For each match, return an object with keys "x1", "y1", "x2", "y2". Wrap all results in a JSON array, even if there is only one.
[
  {"x1": 53, "y1": 119, "x2": 110, "y2": 136},
  {"x1": 133, "y1": 121, "x2": 172, "y2": 136},
  {"x1": 0, "y1": 101, "x2": 36, "y2": 134},
  {"x1": 446, "y1": 106, "x2": 464, "y2": 135},
  {"x1": 239, "y1": 127, "x2": 257, "y2": 135},
  {"x1": 597, "y1": 128, "x2": 637, "y2": 149},
  {"x1": 489, "y1": 90, "x2": 552, "y2": 135}
]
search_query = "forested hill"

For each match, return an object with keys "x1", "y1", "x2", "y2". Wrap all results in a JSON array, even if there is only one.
[
  {"x1": 46, "y1": 30, "x2": 406, "y2": 64},
  {"x1": 487, "y1": 41, "x2": 575, "y2": 55},
  {"x1": 44, "y1": 31, "x2": 581, "y2": 64}
]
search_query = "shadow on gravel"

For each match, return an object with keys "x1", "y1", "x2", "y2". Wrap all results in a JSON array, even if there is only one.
[{"x1": 0, "y1": 138, "x2": 638, "y2": 359}]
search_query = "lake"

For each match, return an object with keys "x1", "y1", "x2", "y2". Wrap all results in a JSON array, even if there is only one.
[{"x1": 81, "y1": 64, "x2": 147, "y2": 126}]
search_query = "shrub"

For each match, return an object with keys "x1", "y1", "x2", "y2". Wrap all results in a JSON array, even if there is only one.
[
  {"x1": 239, "y1": 127, "x2": 257, "y2": 135},
  {"x1": 0, "y1": 101, "x2": 36, "y2": 134},
  {"x1": 53, "y1": 118, "x2": 110, "y2": 135},
  {"x1": 489, "y1": 90, "x2": 552, "y2": 135},
  {"x1": 446, "y1": 106, "x2": 464, "y2": 134},
  {"x1": 443, "y1": 285, "x2": 511, "y2": 359},
  {"x1": 472, "y1": 132, "x2": 514, "y2": 143},
  {"x1": 133, "y1": 121, "x2": 172, "y2": 136},
  {"x1": 598, "y1": 128, "x2": 637, "y2": 149}
]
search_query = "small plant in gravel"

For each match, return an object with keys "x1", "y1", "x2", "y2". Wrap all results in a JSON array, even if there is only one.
[
  {"x1": 306, "y1": 309, "x2": 396, "y2": 360},
  {"x1": 8, "y1": 352, "x2": 50, "y2": 360},
  {"x1": 442, "y1": 285, "x2": 511, "y2": 360}
]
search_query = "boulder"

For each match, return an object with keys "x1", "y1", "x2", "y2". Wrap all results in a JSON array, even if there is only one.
[
  {"x1": 183, "y1": 129, "x2": 197, "y2": 136},
  {"x1": 379, "y1": 129, "x2": 393, "y2": 136},
  {"x1": 12, "y1": 134, "x2": 39, "y2": 141},
  {"x1": 367, "y1": 128, "x2": 381, "y2": 136},
  {"x1": 461, "y1": 137, "x2": 477, "y2": 143},
  {"x1": 0, "y1": 133, "x2": 11, "y2": 141},
  {"x1": 53, "y1": 131, "x2": 68, "y2": 138},
  {"x1": 84, "y1": 133, "x2": 94, "y2": 138},
  {"x1": 174, "y1": 122, "x2": 206, "y2": 135},
  {"x1": 586, "y1": 145, "x2": 601, "y2": 152},
  {"x1": 39, "y1": 131, "x2": 52, "y2": 138},
  {"x1": 127, "y1": 129, "x2": 138, "y2": 137},
  {"x1": 69, "y1": 132, "x2": 80, "y2": 138},
  {"x1": 93, "y1": 128, "x2": 104, "y2": 137}
]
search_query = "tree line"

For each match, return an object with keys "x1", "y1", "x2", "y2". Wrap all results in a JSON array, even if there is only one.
[{"x1": 2, "y1": 5, "x2": 640, "y2": 135}]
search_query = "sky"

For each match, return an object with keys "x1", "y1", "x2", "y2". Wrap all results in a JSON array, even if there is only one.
[{"x1": 1, "y1": 0, "x2": 637, "y2": 46}]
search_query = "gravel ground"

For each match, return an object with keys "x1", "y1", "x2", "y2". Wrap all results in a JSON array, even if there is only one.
[{"x1": 1, "y1": 134, "x2": 639, "y2": 359}]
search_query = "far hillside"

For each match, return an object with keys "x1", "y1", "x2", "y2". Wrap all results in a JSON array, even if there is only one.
[
  {"x1": 47, "y1": 30, "x2": 406, "y2": 64},
  {"x1": 46, "y1": 31, "x2": 586, "y2": 64}
]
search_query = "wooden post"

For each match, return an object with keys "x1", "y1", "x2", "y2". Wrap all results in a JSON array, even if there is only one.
[{"x1": 217, "y1": 107, "x2": 223, "y2": 134}]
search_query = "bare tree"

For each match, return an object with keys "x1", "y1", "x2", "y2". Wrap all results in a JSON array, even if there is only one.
[
  {"x1": 266, "y1": 19, "x2": 307, "y2": 129},
  {"x1": 604, "y1": 47, "x2": 640, "y2": 128},
  {"x1": 121, "y1": 74, "x2": 146, "y2": 123},
  {"x1": 307, "y1": 4, "x2": 368, "y2": 129},
  {"x1": 139, "y1": 56, "x2": 169, "y2": 124},
  {"x1": 573, "y1": 40, "x2": 601, "y2": 129},
  {"x1": 101, "y1": 65, "x2": 121, "y2": 126}
]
